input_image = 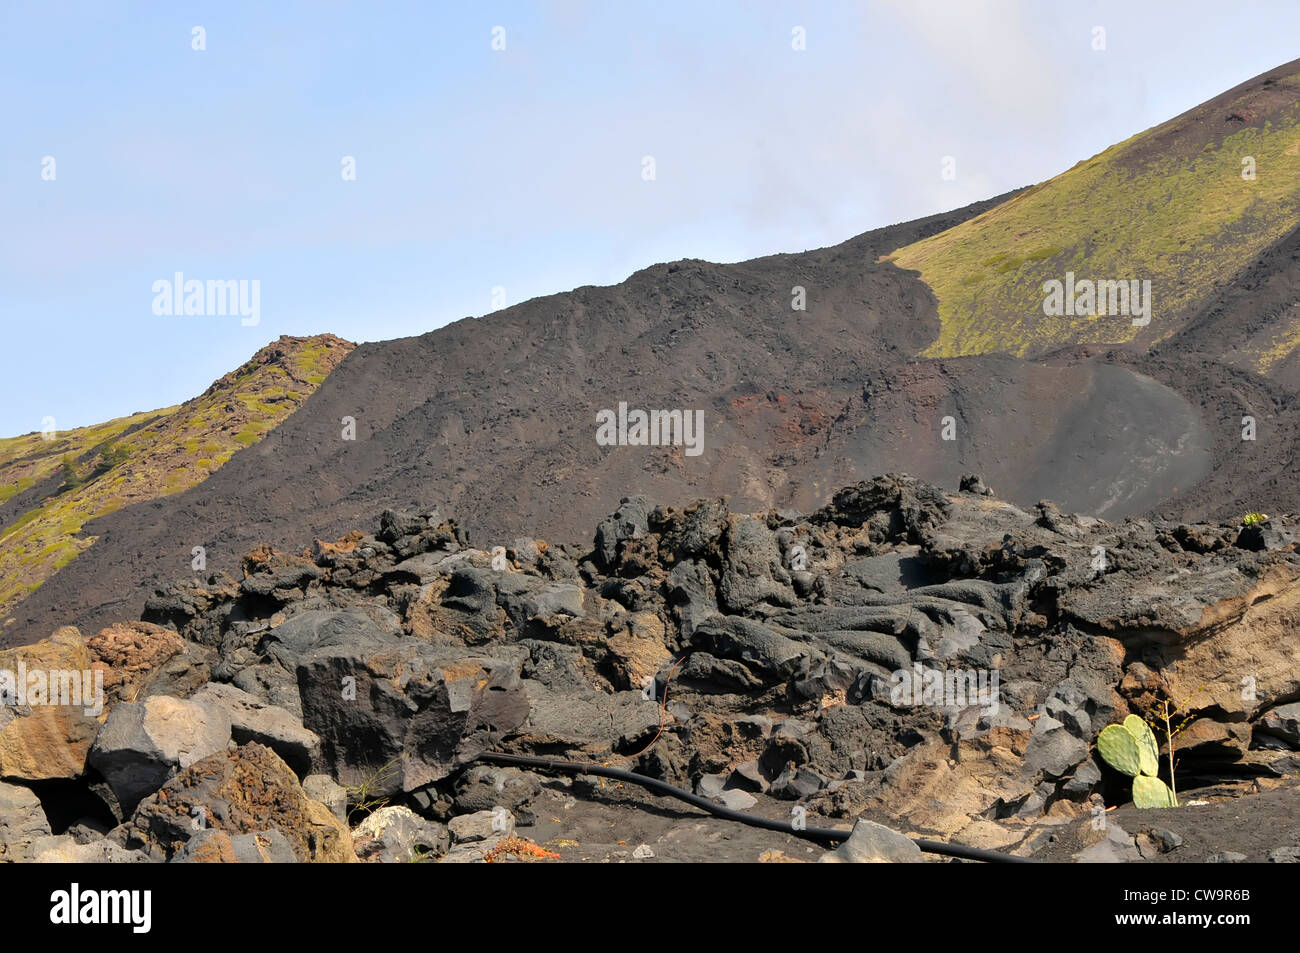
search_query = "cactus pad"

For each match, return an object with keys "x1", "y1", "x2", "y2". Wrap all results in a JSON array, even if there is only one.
[
  {"x1": 1097, "y1": 723, "x2": 1141, "y2": 777},
  {"x1": 1123, "y1": 714, "x2": 1160, "y2": 777},
  {"x1": 1132, "y1": 774, "x2": 1177, "y2": 809}
]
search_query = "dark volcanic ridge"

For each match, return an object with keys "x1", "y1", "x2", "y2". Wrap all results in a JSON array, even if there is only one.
[{"x1": 12, "y1": 185, "x2": 1282, "y2": 646}]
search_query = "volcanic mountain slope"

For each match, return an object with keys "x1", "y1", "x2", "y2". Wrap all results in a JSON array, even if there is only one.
[
  {"x1": 889, "y1": 59, "x2": 1300, "y2": 361},
  {"x1": 4, "y1": 192, "x2": 1214, "y2": 644},
  {"x1": 8, "y1": 61, "x2": 1300, "y2": 646},
  {"x1": 0, "y1": 335, "x2": 352, "y2": 628}
]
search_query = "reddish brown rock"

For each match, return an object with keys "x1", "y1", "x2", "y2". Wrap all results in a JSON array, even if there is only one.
[
  {"x1": 0, "y1": 627, "x2": 102, "y2": 780},
  {"x1": 606, "y1": 612, "x2": 673, "y2": 690},
  {"x1": 86, "y1": 621, "x2": 184, "y2": 702},
  {"x1": 122, "y1": 742, "x2": 356, "y2": 862}
]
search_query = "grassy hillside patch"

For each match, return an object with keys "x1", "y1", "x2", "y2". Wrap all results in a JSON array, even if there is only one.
[
  {"x1": 0, "y1": 411, "x2": 169, "y2": 493},
  {"x1": 0, "y1": 334, "x2": 353, "y2": 625},
  {"x1": 891, "y1": 74, "x2": 1300, "y2": 360}
]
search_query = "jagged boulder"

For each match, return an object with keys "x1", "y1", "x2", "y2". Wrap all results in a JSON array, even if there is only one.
[
  {"x1": 302, "y1": 774, "x2": 348, "y2": 823},
  {"x1": 818, "y1": 475, "x2": 952, "y2": 544},
  {"x1": 0, "y1": 627, "x2": 104, "y2": 781},
  {"x1": 452, "y1": 764, "x2": 542, "y2": 815},
  {"x1": 297, "y1": 641, "x2": 530, "y2": 795},
  {"x1": 215, "y1": 605, "x2": 405, "y2": 717},
  {"x1": 352, "y1": 805, "x2": 449, "y2": 862},
  {"x1": 606, "y1": 628, "x2": 674, "y2": 692},
  {"x1": 377, "y1": 508, "x2": 463, "y2": 560},
  {"x1": 818, "y1": 819, "x2": 924, "y2": 863},
  {"x1": 142, "y1": 573, "x2": 240, "y2": 645},
  {"x1": 88, "y1": 694, "x2": 233, "y2": 816},
  {"x1": 665, "y1": 558, "x2": 717, "y2": 637},
  {"x1": 190, "y1": 682, "x2": 320, "y2": 777},
  {"x1": 1258, "y1": 702, "x2": 1300, "y2": 748},
  {"x1": 448, "y1": 808, "x2": 515, "y2": 843},
  {"x1": 171, "y1": 828, "x2": 299, "y2": 863},
  {"x1": 514, "y1": 680, "x2": 659, "y2": 753},
  {"x1": 691, "y1": 615, "x2": 823, "y2": 683},
  {"x1": 0, "y1": 780, "x2": 52, "y2": 861},
  {"x1": 238, "y1": 545, "x2": 324, "y2": 601},
  {"x1": 119, "y1": 743, "x2": 356, "y2": 862},
  {"x1": 262, "y1": 606, "x2": 405, "y2": 672},
  {"x1": 717, "y1": 516, "x2": 795, "y2": 613},
  {"x1": 594, "y1": 497, "x2": 651, "y2": 572},
  {"x1": 85, "y1": 621, "x2": 186, "y2": 702}
]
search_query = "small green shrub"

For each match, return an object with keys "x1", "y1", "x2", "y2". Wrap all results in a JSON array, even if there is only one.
[
  {"x1": 95, "y1": 441, "x2": 130, "y2": 471},
  {"x1": 59, "y1": 455, "x2": 83, "y2": 491}
]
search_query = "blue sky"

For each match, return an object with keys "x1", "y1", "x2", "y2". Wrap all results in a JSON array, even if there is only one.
[{"x1": 3, "y1": 0, "x2": 1299, "y2": 438}]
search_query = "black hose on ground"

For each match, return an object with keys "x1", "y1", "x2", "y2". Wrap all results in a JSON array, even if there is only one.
[{"x1": 474, "y1": 751, "x2": 1037, "y2": 864}]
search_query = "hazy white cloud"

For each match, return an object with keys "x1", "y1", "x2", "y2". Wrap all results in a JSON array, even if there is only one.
[{"x1": 871, "y1": 0, "x2": 1066, "y2": 116}]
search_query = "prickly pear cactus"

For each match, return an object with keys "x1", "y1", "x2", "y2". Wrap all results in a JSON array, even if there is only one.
[
  {"x1": 1132, "y1": 774, "x2": 1177, "y2": 809},
  {"x1": 1124, "y1": 714, "x2": 1160, "y2": 778},
  {"x1": 1097, "y1": 723, "x2": 1141, "y2": 777},
  {"x1": 1097, "y1": 715, "x2": 1179, "y2": 808}
]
